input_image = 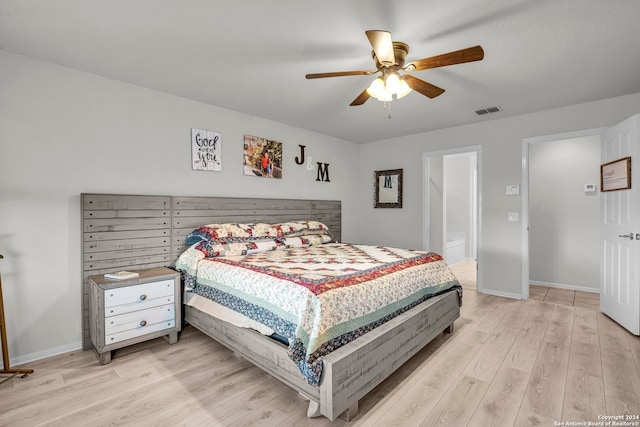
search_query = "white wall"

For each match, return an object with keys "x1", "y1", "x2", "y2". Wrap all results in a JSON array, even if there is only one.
[
  {"x1": 0, "y1": 50, "x2": 360, "y2": 365},
  {"x1": 529, "y1": 135, "x2": 601, "y2": 290},
  {"x1": 357, "y1": 92, "x2": 640, "y2": 298}
]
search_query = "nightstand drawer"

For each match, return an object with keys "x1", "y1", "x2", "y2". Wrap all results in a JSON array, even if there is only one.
[
  {"x1": 104, "y1": 279, "x2": 174, "y2": 307},
  {"x1": 105, "y1": 304, "x2": 175, "y2": 335},
  {"x1": 105, "y1": 294, "x2": 174, "y2": 317},
  {"x1": 106, "y1": 318, "x2": 176, "y2": 345}
]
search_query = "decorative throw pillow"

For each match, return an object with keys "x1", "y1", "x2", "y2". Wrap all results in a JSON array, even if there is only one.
[{"x1": 185, "y1": 223, "x2": 254, "y2": 245}]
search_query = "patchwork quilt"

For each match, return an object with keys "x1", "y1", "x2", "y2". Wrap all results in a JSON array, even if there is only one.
[{"x1": 176, "y1": 242, "x2": 461, "y2": 385}]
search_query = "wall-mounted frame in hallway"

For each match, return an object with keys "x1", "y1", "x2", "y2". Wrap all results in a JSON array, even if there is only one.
[{"x1": 601, "y1": 156, "x2": 631, "y2": 192}]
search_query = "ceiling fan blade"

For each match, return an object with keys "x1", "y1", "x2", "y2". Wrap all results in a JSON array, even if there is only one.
[
  {"x1": 406, "y1": 45, "x2": 484, "y2": 71},
  {"x1": 365, "y1": 30, "x2": 395, "y2": 66},
  {"x1": 403, "y1": 74, "x2": 445, "y2": 98},
  {"x1": 305, "y1": 70, "x2": 375, "y2": 79},
  {"x1": 350, "y1": 88, "x2": 371, "y2": 106}
]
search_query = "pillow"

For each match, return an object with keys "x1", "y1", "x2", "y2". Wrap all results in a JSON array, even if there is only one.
[
  {"x1": 185, "y1": 221, "x2": 332, "y2": 245},
  {"x1": 278, "y1": 233, "x2": 333, "y2": 248},
  {"x1": 185, "y1": 223, "x2": 254, "y2": 245},
  {"x1": 271, "y1": 221, "x2": 308, "y2": 237},
  {"x1": 194, "y1": 236, "x2": 277, "y2": 258},
  {"x1": 251, "y1": 222, "x2": 280, "y2": 238},
  {"x1": 246, "y1": 238, "x2": 279, "y2": 254},
  {"x1": 302, "y1": 234, "x2": 333, "y2": 246},
  {"x1": 271, "y1": 221, "x2": 332, "y2": 238},
  {"x1": 306, "y1": 221, "x2": 331, "y2": 235}
]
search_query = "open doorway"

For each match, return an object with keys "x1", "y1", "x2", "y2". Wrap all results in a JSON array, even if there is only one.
[
  {"x1": 423, "y1": 146, "x2": 482, "y2": 292},
  {"x1": 522, "y1": 129, "x2": 603, "y2": 302}
]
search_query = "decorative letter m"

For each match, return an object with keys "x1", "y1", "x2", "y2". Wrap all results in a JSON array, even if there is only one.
[{"x1": 316, "y1": 163, "x2": 330, "y2": 182}]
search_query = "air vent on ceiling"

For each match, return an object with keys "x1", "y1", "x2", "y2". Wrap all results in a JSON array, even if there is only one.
[{"x1": 474, "y1": 105, "x2": 502, "y2": 115}]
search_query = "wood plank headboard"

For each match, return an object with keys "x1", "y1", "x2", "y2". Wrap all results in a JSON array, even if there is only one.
[{"x1": 81, "y1": 193, "x2": 341, "y2": 349}]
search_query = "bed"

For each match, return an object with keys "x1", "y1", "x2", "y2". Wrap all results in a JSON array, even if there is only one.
[
  {"x1": 175, "y1": 220, "x2": 462, "y2": 420},
  {"x1": 80, "y1": 194, "x2": 461, "y2": 421}
]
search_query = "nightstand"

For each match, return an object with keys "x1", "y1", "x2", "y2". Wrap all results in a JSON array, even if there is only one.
[{"x1": 88, "y1": 267, "x2": 181, "y2": 365}]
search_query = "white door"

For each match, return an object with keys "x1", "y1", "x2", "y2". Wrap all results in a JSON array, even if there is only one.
[{"x1": 601, "y1": 114, "x2": 640, "y2": 335}]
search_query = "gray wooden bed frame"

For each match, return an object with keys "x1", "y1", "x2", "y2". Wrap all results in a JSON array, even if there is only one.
[{"x1": 81, "y1": 193, "x2": 460, "y2": 421}]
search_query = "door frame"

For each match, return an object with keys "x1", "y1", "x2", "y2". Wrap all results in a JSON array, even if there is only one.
[
  {"x1": 521, "y1": 127, "x2": 604, "y2": 299},
  {"x1": 423, "y1": 145, "x2": 483, "y2": 293}
]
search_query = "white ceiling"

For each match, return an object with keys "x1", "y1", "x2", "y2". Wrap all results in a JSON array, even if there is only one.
[{"x1": 2, "y1": 0, "x2": 640, "y2": 143}]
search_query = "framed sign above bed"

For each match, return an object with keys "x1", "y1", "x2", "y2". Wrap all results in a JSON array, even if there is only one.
[
  {"x1": 191, "y1": 128, "x2": 222, "y2": 171},
  {"x1": 374, "y1": 169, "x2": 403, "y2": 208}
]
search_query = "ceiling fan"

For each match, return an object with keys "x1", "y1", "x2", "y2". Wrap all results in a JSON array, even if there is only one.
[{"x1": 305, "y1": 30, "x2": 484, "y2": 106}]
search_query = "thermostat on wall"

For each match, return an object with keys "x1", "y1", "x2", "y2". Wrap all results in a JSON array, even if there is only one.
[{"x1": 584, "y1": 183, "x2": 597, "y2": 193}]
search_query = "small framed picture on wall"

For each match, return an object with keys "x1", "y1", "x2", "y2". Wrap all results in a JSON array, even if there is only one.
[
  {"x1": 374, "y1": 169, "x2": 403, "y2": 208},
  {"x1": 192, "y1": 128, "x2": 222, "y2": 171},
  {"x1": 243, "y1": 134, "x2": 283, "y2": 179},
  {"x1": 601, "y1": 156, "x2": 631, "y2": 192}
]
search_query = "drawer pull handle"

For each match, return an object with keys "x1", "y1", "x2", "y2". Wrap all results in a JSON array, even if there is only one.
[
  {"x1": 140, "y1": 320, "x2": 147, "y2": 327},
  {"x1": 139, "y1": 294, "x2": 147, "y2": 301}
]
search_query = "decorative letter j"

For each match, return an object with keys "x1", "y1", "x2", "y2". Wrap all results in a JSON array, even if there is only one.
[{"x1": 295, "y1": 145, "x2": 306, "y2": 165}]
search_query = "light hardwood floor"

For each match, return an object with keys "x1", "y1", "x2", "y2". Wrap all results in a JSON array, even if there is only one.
[
  {"x1": 451, "y1": 260, "x2": 600, "y2": 310},
  {"x1": 1, "y1": 265, "x2": 639, "y2": 426},
  {"x1": 529, "y1": 284, "x2": 600, "y2": 310}
]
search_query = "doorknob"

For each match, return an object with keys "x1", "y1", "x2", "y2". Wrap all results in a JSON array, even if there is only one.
[{"x1": 618, "y1": 233, "x2": 634, "y2": 240}]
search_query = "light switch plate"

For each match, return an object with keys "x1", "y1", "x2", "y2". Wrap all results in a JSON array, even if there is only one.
[
  {"x1": 508, "y1": 212, "x2": 519, "y2": 222},
  {"x1": 506, "y1": 185, "x2": 520, "y2": 195}
]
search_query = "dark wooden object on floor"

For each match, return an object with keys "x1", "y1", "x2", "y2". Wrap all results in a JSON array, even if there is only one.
[{"x1": 0, "y1": 254, "x2": 34, "y2": 384}]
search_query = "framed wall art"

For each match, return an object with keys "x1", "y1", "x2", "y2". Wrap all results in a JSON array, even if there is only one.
[
  {"x1": 243, "y1": 135, "x2": 283, "y2": 179},
  {"x1": 191, "y1": 128, "x2": 222, "y2": 171},
  {"x1": 374, "y1": 169, "x2": 403, "y2": 208},
  {"x1": 601, "y1": 156, "x2": 631, "y2": 192}
]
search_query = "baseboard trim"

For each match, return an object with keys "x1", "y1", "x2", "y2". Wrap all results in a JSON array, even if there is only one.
[
  {"x1": 4, "y1": 341, "x2": 82, "y2": 367},
  {"x1": 529, "y1": 280, "x2": 599, "y2": 294},
  {"x1": 481, "y1": 288, "x2": 525, "y2": 300}
]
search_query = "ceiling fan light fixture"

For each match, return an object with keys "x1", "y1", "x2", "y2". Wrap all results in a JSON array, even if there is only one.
[
  {"x1": 372, "y1": 88, "x2": 393, "y2": 102},
  {"x1": 366, "y1": 77, "x2": 392, "y2": 101},
  {"x1": 385, "y1": 72, "x2": 401, "y2": 93},
  {"x1": 396, "y1": 78, "x2": 412, "y2": 99},
  {"x1": 367, "y1": 72, "x2": 412, "y2": 101},
  {"x1": 366, "y1": 77, "x2": 385, "y2": 98}
]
